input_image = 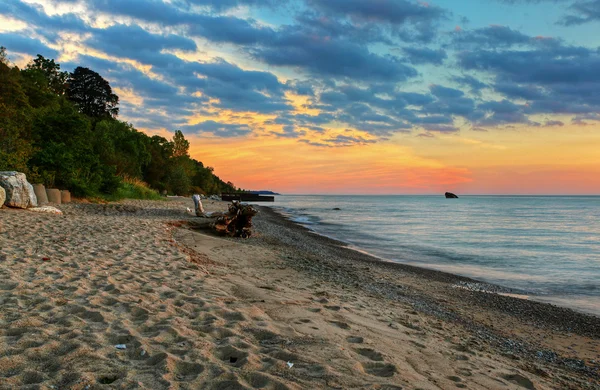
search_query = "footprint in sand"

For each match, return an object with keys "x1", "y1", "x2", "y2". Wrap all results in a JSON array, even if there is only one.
[
  {"x1": 361, "y1": 362, "x2": 397, "y2": 377},
  {"x1": 215, "y1": 345, "x2": 249, "y2": 368},
  {"x1": 346, "y1": 336, "x2": 364, "y2": 343},
  {"x1": 501, "y1": 373, "x2": 536, "y2": 390},
  {"x1": 329, "y1": 320, "x2": 350, "y2": 329},
  {"x1": 355, "y1": 348, "x2": 384, "y2": 361},
  {"x1": 173, "y1": 360, "x2": 204, "y2": 381}
]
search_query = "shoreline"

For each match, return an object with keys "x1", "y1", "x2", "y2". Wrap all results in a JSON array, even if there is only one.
[
  {"x1": 1, "y1": 198, "x2": 598, "y2": 389},
  {"x1": 254, "y1": 207, "x2": 600, "y2": 337},
  {"x1": 265, "y1": 203, "x2": 600, "y2": 317}
]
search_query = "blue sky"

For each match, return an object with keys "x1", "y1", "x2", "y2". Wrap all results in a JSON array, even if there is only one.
[{"x1": 2, "y1": 0, "x2": 600, "y2": 141}]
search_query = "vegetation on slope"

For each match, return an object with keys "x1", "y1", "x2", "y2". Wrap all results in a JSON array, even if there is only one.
[{"x1": 0, "y1": 47, "x2": 238, "y2": 199}]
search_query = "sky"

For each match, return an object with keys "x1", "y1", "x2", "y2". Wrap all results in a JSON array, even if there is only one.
[{"x1": 1, "y1": 0, "x2": 600, "y2": 194}]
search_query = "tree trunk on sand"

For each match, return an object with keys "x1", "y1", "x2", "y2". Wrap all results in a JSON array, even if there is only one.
[{"x1": 212, "y1": 201, "x2": 258, "y2": 238}]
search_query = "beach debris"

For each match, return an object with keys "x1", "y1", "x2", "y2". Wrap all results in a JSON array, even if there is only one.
[
  {"x1": 0, "y1": 171, "x2": 37, "y2": 208},
  {"x1": 202, "y1": 211, "x2": 224, "y2": 218},
  {"x1": 287, "y1": 361, "x2": 294, "y2": 368},
  {"x1": 445, "y1": 192, "x2": 459, "y2": 199},
  {"x1": 42, "y1": 257, "x2": 50, "y2": 261},
  {"x1": 211, "y1": 201, "x2": 258, "y2": 238},
  {"x1": 192, "y1": 194, "x2": 205, "y2": 216},
  {"x1": 140, "y1": 350, "x2": 146, "y2": 356},
  {"x1": 29, "y1": 206, "x2": 63, "y2": 215},
  {"x1": 115, "y1": 344, "x2": 127, "y2": 350}
]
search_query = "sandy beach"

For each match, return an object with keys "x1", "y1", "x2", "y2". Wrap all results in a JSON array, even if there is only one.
[{"x1": 0, "y1": 198, "x2": 599, "y2": 389}]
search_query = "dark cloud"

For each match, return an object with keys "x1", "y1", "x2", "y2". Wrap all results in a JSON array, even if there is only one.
[
  {"x1": 174, "y1": 0, "x2": 277, "y2": 12},
  {"x1": 271, "y1": 125, "x2": 306, "y2": 138},
  {"x1": 494, "y1": 82, "x2": 545, "y2": 100},
  {"x1": 188, "y1": 15, "x2": 275, "y2": 45},
  {"x1": 307, "y1": 0, "x2": 445, "y2": 25},
  {"x1": 402, "y1": 47, "x2": 447, "y2": 65},
  {"x1": 249, "y1": 26, "x2": 418, "y2": 82},
  {"x1": 420, "y1": 124, "x2": 459, "y2": 132},
  {"x1": 430, "y1": 85, "x2": 465, "y2": 99},
  {"x1": 0, "y1": 0, "x2": 88, "y2": 42},
  {"x1": 561, "y1": 0, "x2": 600, "y2": 25},
  {"x1": 89, "y1": 24, "x2": 196, "y2": 53},
  {"x1": 323, "y1": 134, "x2": 378, "y2": 146},
  {"x1": 455, "y1": 29, "x2": 600, "y2": 118},
  {"x1": 180, "y1": 120, "x2": 253, "y2": 137},
  {"x1": 451, "y1": 25, "x2": 530, "y2": 48},
  {"x1": 0, "y1": 33, "x2": 58, "y2": 59},
  {"x1": 452, "y1": 75, "x2": 488, "y2": 94}
]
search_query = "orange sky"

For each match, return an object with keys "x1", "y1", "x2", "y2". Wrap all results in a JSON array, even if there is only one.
[{"x1": 164, "y1": 123, "x2": 600, "y2": 195}]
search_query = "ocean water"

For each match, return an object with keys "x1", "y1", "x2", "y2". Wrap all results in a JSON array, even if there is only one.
[{"x1": 266, "y1": 195, "x2": 600, "y2": 316}]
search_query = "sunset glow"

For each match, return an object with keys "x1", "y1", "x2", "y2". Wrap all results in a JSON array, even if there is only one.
[{"x1": 2, "y1": 0, "x2": 599, "y2": 194}]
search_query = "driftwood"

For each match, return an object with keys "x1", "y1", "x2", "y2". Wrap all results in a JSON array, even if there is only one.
[{"x1": 212, "y1": 201, "x2": 258, "y2": 238}]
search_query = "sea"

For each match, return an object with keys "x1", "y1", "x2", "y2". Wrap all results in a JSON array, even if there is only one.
[{"x1": 265, "y1": 195, "x2": 600, "y2": 316}]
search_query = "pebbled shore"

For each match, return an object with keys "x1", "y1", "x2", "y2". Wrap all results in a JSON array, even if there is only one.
[{"x1": 0, "y1": 198, "x2": 598, "y2": 389}]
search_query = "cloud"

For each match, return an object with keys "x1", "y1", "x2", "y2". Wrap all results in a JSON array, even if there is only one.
[
  {"x1": 402, "y1": 47, "x2": 447, "y2": 65},
  {"x1": 249, "y1": 26, "x2": 418, "y2": 82},
  {"x1": 181, "y1": 120, "x2": 253, "y2": 137},
  {"x1": 0, "y1": 32, "x2": 58, "y2": 58},
  {"x1": 457, "y1": 35, "x2": 600, "y2": 116},
  {"x1": 88, "y1": 24, "x2": 197, "y2": 54},
  {"x1": 452, "y1": 75, "x2": 488, "y2": 94},
  {"x1": 561, "y1": 0, "x2": 600, "y2": 25},
  {"x1": 188, "y1": 15, "x2": 276, "y2": 45},
  {"x1": 307, "y1": 0, "x2": 445, "y2": 25},
  {"x1": 174, "y1": 0, "x2": 277, "y2": 12},
  {"x1": 0, "y1": 0, "x2": 89, "y2": 41},
  {"x1": 451, "y1": 25, "x2": 531, "y2": 48}
]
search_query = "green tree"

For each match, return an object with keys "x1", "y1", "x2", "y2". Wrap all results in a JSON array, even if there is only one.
[
  {"x1": 143, "y1": 135, "x2": 174, "y2": 192},
  {"x1": 0, "y1": 52, "x2": 34, "y2": 173},
  {"x1": 94, "y1": 119, "x2": 151, "y2": 178},
  {"x1": 24, "y1": 55, "x2": 68, "y2": 96},
  {"x1": 67, "y1": 67, "x2": 119, "y2": 119},
  {"x1": 172, "y1": 130, "x2": 190, "y2": 158},
  {"x1": 168, "y1": 165, "x2": 191, "y2": 195}
]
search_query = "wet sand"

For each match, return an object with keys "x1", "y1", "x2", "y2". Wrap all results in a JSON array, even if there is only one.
[{"x1": 0, "y1": 198, "x2": 598, "y2": 389}]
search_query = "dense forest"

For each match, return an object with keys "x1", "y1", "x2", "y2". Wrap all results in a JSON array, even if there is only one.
[{"x1": 0, "y1": 47, "x2": 238, "y2": 199}]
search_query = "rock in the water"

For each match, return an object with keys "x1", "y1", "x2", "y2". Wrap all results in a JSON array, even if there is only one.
[
  {"x1": 33, "y1": 184, "x2": 48, "y2": 205},
  {"x1": 0, "y1": 186, "x2": 5, "y2": 207},
  {"x1": 445, "y1": 192, "x2": 459, "y2": 199},
  {"x1": 332, "y1": 207, "x2": 341, "y2": 211},
  {"x1": 0, "y1": 171, "x2": 38, "y2": 208}
]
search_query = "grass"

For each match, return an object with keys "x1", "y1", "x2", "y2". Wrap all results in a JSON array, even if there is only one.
[{"x1": 105, "y1": 177, "x2": 163, "y2": 201}]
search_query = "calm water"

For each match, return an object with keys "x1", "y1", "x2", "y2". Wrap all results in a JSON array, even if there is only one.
[{"x1": 267, "y1": 195, "x2": 600, "y2": 316}]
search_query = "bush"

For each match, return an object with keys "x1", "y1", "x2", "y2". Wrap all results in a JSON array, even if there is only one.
[{"x1": 106, "y1": 177, "x2": 163, "y2": 201}]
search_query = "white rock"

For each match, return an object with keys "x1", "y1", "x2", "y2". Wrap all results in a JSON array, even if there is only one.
[
  {"x1": 0, "y1": 171, "x2": 38, "y2": 209},
  {"x1": 29, "y1": 206, "x2": 63, "y2": 215}
]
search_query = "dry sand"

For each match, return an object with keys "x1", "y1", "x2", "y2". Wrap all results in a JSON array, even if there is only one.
[{"x1": 0, "y1": 198, "x2": 598, "y2": 389}]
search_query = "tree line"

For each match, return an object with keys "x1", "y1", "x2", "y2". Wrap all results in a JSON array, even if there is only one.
[{"x1": 0, "y1": 47, "x2": 238, "y2": 198}]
